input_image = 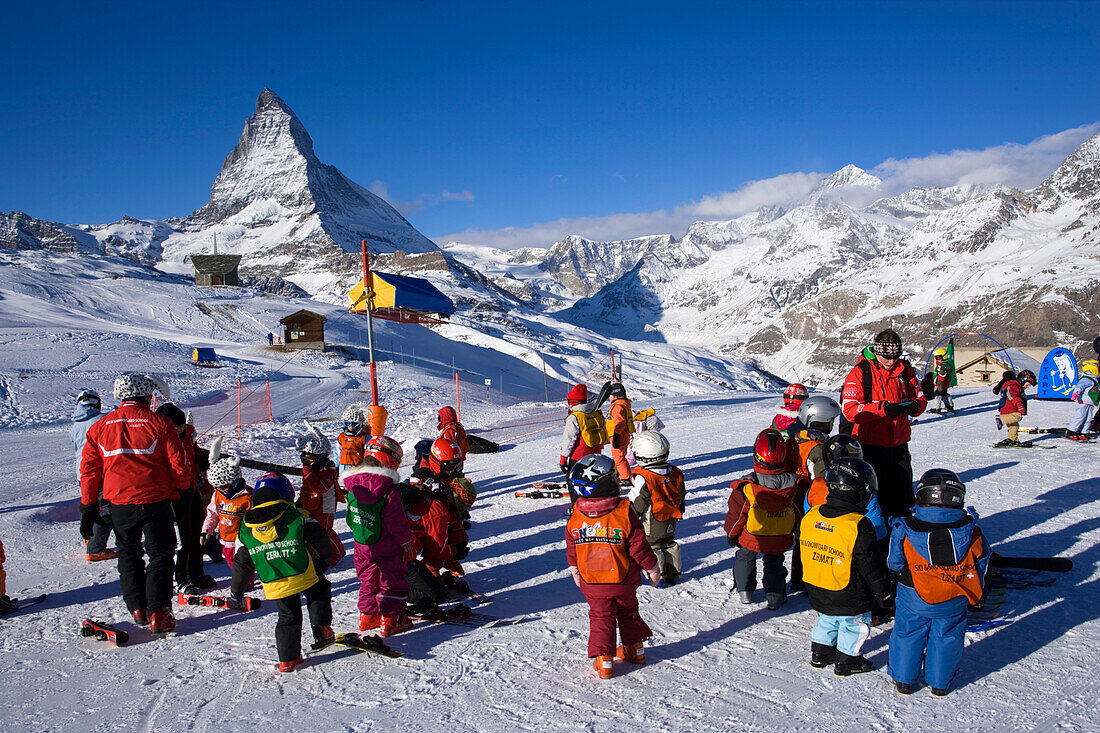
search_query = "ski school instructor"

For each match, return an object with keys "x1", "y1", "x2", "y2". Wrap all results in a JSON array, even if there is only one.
[{"x1": 840, "y1": 328, "x2": 927, "y2": 519}]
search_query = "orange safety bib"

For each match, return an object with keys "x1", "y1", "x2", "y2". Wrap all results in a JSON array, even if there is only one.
[
  {"x1": 634, "y1": 467, "x2": 685, "y2": 522},
  {"x1": 216, "y1": 491, "x2": 251, "y2": 542},
  {"x1": 338, "y1": 433, "x2": 366, "y2": 467},
  {"x1": 796, "y1": 438, "x2": 820, "y2": 480},
  {"x1": 901, "y1": 527, "x2": 985, "y2": 605},
  {"x1": 568, "y1": 499, "x2": 633, "y2": 584}
]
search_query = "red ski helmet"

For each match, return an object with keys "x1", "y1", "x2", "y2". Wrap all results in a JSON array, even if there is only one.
[
  {"x1": 783, "y1": 383, "x2": 808, "y2": 405},
  {"x1": 567, "y1": 384, "x2": 588, "y2": 405},
  {"x1": 753, "y1": 428, "x2": 789, "y2": 475},
  {"x1": 429, "y1": 438, "x2": 463, "y2": 475},
  {"x1": 365, "y1": 435, "x2": 403, "y2": 470}
]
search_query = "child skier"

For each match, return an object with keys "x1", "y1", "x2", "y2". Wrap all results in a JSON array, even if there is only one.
[
  {"x1": 799, "y1": 457, "x2": 890, "y2": 676},
  {"x1": 724, "y1": 429, "x2": 806, "y2": 610},
  {"x1": 992, "y1": 369, "x2": 1036, "y2": 445},
  {"x1": 565, "y1": 454, "x2": 660, "y2": 679},
  {"x1": 606, "y1": 383, "x2": 634, "y2": 486},
  {"x1": 888, "y1": 469, "x2": 991, "y2": 696},
  {"x1": 559, "y1": 384, "x2": 609, "y2": 502},
  {"x1": 789, "y1": 395, "x2": 841, "y2": 478},
  {"x1": 201, "y1": 453, "x2": 250, "y2": 566},
  {"x1": 229, "y1": 472, "x2": 334, "y2": 673},
  {"x1": 337, "y1": 405, "x2": 368, "y2": 471},
  {"x1": 928, "y1": 349, "x2": 955, "y2": 414},
  {"x1": 71, "y1": 388, "x2": 115, "y2": 562},
  {"x1": 628, "y1": 431, "x2": 686, "y2": 585},
  {"x1": 437, "y1": 406, "x2": 469, "y2": 458},
  {"x1": 297, "y1": 425, "x2": 346, "y2": 568},
  {"x1": 1065, "y1": 359, "x2": 1099, "y2": 440},
  {"x1": 408, "y1": 440, "x2": 471, "y2": 581},
  {"x1": 420, "y1": 439, "x2": 476, "y2": 580},
  {"x1": 341, "y1": 435, "x2": 415, "y2": 636},
  {"x1": 771, "y1": 383, "x2": 808, "y2": 433}
]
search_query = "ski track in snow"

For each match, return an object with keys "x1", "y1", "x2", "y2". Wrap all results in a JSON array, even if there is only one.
[{"x1": 1, "y1": 297, "x2": 1099, "y2": 730}]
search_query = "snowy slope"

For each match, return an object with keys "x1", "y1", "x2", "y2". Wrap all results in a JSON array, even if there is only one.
[{"x1": 0, "y1": 352, "x2": 1097, "y2": 731}]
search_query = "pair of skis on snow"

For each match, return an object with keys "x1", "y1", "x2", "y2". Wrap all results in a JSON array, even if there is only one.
[
  {"x1": 309, "y1": 633, "x2": 404, "y2": 659},
  {"x1": 516, "y1": 481, "x2": 569, "y2": 499},
  {"x1": 79, "y1": 594, "x2": 263, "y2": 647},
  {"x1": 964, "y1": 554, "x2": 1073, "y2": 632}
]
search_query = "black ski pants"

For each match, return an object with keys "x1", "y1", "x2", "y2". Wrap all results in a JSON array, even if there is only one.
[
  {"x1": 861, "y1": 442, "x2": 914, "y2": 520},
  {"x1": 406, "y1": 559, "x2": 447, "y2": 608},
  {"x1": 112, "y1": 500, "x2": 177, "y2": 614},
  {"x1": 274, "y1": 576, "x2": 332, "y2": 662},
  {"x1": 172, "y1": 490, "x2": 205, "y2": 584}
]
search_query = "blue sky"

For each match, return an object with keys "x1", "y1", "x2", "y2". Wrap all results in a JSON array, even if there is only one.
[{"x1": 2, "y1": 1, "x2": 1097, "y2": 247}]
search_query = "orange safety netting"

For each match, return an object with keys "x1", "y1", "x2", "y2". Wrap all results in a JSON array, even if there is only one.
[{"x1": 154, "y1": 381, "x2": 273, "y2": 437}]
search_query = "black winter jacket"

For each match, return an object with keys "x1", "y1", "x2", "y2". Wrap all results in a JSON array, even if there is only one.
[{"x1": 802, "y1": 495, "x2": 888, "y2": 617}]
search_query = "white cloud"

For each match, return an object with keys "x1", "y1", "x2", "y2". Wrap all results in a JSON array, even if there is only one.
[
  {"x1": 872, "y1": 123, "x2": 1100, "y2": 192},
  {"x1": 434, "y1": 122, "x2": 1100, "y2": 250}
]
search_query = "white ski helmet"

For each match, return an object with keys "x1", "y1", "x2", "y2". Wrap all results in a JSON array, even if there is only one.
[
  {"x1": 295, "y1": 422, "x2": 332, "y2": 456},
  {"x1": 798, "y1": 395, "x2": 840, "y2": 432},
  {"x1": 76, "y1": 388, "x2": 101, "y2": 407},
  {"x1": 113, "y1": 373, "x2": 169, "y2": 401},
  {"x1": 207, "y1": 455, "x2": 242, "y2": 488},
  {"x1": 633, "y1": 430, "x2": 670, "y2": 467},
  {"x1": 341, "y1": 403, "x2": 366, "y2": 425}
]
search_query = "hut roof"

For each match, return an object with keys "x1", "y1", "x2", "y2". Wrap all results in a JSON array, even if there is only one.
[
  {"x1": 192, "y1": 255, "x2": 242, "y2": 275},
  {"x1": 279, "y1": 309, "x2": 327, "y2": 325}
]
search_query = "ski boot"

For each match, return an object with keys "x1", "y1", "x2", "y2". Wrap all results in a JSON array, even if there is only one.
[
  {"x1": 277, "y1": 656, "x2": 304, "y2": 673},
  {"x1": 810, "y1": 643, "x2": 835, "y2": 669},
  {"x1": 766, "y1": 593, "x2": 787, "y2": 611},
  {"x1": 149, "y1": 609, "x2": 176, "y2": 634},
  {"x1": 131, "y1": 608, "x2": 149, "y2": 626},
  {"x1": 0, "y1": 595, "x2": 17, "y2": 614},
  {"x1": 359, "y1": 613, "x2": 381, "y2": 631},
  {"x1": 615, "y1": 642, "x2": 645, "y2": 665},
  {"x1": 380, "y1": 614, "x2": 413, "y2": 636},
  {"x1": 894, "y1": 680, "x2": 913, "y2": 695},
  {"x1": 833, "y1": 652, "x2": 873, "y2": 676},
  {"x1": 931, "y1": 687, "x2": 949, "y2": 697},
  {"x1": 738, "y1": 590, "x2": 753, "y2": 604},
  {"x1": 593, "y1": 655, "x2": 614, "y2": 679},
  {"x1": 85, "y1": 550, "x2": 117, "y2": 562},
  {"x1": 312, "y1": 625, "x2": 335, "y2": 647}
]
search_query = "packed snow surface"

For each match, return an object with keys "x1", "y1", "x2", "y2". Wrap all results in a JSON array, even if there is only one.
[{"x1": 1, "y1": 260, "x2": 1098, "y2": 731}]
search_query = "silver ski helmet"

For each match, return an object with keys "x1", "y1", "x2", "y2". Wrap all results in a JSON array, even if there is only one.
[
  {"x1": 76, "y1": 388, "x2": 101, "y2": 408},
  {"x1": 798, "y1": 395, "x2": 840, "y2": 433}
]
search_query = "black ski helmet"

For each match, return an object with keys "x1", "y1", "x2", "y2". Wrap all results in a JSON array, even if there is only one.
[
  {"x1": 821, "y1": 434, "x2": 863, "y2": 469},
  {"x1": 608, "y1": 382, "x2": 627, "y2": 399},
  {"x1": 569, "y1": 454, "x2": 620, "y2": 498},
  {"x1": 915, "y1": 469, "x2": 966, "y2": 508},
  {"x1": 823, "y1": 457, "x2": 878, "y2": 506}
]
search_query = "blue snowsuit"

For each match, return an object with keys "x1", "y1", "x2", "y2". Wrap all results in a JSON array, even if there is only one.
[
  {"x1": 71, "y1": 403, "x2": 113, "y2": 554},
  {"x1": 1066, "y1": 375, "x2": 1098, "y2": 434},
  {"x1": 887, "y1": 506, "x2": 991, "y2": 690}
]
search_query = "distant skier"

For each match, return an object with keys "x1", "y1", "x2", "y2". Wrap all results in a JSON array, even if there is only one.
[
  {"x1": 1065, "y1": 359, "x2": 1099, "y2": 440},
  {"x1": 70, "y1": 388, "x2": 115, "y2": 562},
  {"x1": 771, "y1": 383, "x2": 808, "y2": 434},
  {"x1": 888, "y1": 470, "x2": 991, "y2": 696},
  {"x1": 267, "y1": 331, "x2": 275, "y2": 346},
  {"x1": 606, "y1": 383, "x2": 634, "y2": 486},
  {"x1": 724, "y1": 429, "x2": 806, "y2": 610},
  {"x1": 565, "y1": 454, "x2": 660, "y2": 679},
  {"x1": 229, "y1": 473, "x2": 334, "y2": 673},
  {"x1": 628, "y1": 431, "x2": 686, "y2": 585},
  {"x1": 928, "y1": 349, "x2": 955, "y2": 414},
  {"x1": 840, "y1": 329, "x2": 926, "y2": 519},
  {"x1": 799, "y1": 457, "x2": 890, "y2": 676},
  {"x1": 992, "y1": 369, "x2": 1036, "y2": 446},
  {"x1": 80, "y1": 374, "x2": 190, "y2": 633}
]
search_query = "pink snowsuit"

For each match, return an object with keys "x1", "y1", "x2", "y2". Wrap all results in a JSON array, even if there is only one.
[{"x1": 341, "y1": 464, "x2": 413, "y2": 617}]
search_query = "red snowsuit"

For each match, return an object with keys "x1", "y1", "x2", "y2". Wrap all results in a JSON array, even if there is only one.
[
  {"x1": 437, "y1": 406, "x2": 469, "y2": 457},
  {"x1": 566, "y1": 496, "x2": 658, "y2": 658},
  {"x1": 299, "y1": 460, "x2": 346, "y2": 568},
  {"x1": 80, "y1": 400, "x2": 190, "y2": 506},
  {"x1": 342, "y1": 464, "x2": 413, "y2": 616}
]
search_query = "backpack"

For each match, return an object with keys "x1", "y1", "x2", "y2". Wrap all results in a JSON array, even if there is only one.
[{"x1": 573, "y1": 409, "x2": 609, "y2": 448}]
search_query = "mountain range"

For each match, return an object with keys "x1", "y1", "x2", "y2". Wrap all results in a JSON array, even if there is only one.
[{"x1": 3, "y1": 89, "x2": 1098, "y2": 387}]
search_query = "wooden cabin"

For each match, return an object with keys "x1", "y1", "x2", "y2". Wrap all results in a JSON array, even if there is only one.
[
  {"x1": 192, "y1": 255, "x2": 242, "y2": 287},
  {"x1": 279, "y1": 310, "x2": 326, "y2": 350}
]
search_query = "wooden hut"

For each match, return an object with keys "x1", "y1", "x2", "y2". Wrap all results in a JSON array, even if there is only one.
[
  {"x1": 192, "y1": 255, "x2": 242, "y2": 287},
  {"x1": 279, "y1": 310, "x2": 327, "y2": 350}
]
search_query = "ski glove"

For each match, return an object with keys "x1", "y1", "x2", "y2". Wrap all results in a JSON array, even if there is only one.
[
  {"x1": 454, "y1": 543, "x2": 470, "y2": 561},
  {"x1": 559, "y1": 460, "x2": 570, "y2": 475},
  {"x1": 882, "y1": 402, "x2": 905, "y2": 418},
  {"x1": 900, "y1": 400, "x2": 919, "y2": 416},
  {"x1": 79, "y1": 502, "x2": 105, "y2": 540}
]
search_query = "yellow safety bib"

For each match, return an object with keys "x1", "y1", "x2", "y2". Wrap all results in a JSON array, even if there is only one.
[{"x1": 799, "y1": 507, "x2": 861, "y2": 591}]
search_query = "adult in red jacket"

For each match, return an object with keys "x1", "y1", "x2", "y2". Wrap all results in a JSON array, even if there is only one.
[
  {"x1": 80, "y1": 374, "x2": 190, "y2": 632},
  {"x1": 840, "y1": 329, "x2": 926, "y2": 519}
]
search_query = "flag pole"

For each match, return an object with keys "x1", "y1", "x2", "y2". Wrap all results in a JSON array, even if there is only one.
[{"x1": 362, "y1": 240, "x2": 380, "y2": 406}]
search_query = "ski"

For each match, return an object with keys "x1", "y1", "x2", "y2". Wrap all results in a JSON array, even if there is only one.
[
  {"x1": 309, "y1": 632, "x2": 403, "y2": 658},
  {"x1": 177, "y1": 593, "x2": 262, "y2": 611},
  {"x1": 0, "y1": 593, "x2": 47, "y2": 615},
  {"x1": 991, "y1": 554, "x2": 1073, "y2": 573},
  {"x1": 991, "y1": 440, "x2": 1056, "y2": 449},
  {"x1": 408, "y1": 603, "x2": 529, "y2": 628},
  {"x1": 80, "y1": 619, "x2": 129, "y2": 646},
  {"x1": 966, "y1": 618, "x2": 1008, "y2": 633},
  {"x1": 516, "y1": 489, "x2": 568, "y2": 499},
  {"x1": 439, "y1": 573, "x2": 491, "y2": 603}
]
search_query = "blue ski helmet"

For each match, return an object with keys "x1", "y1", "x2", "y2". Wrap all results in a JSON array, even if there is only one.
[{"x1": 254, "y1": 471, "x2": 294, "y2": 503}]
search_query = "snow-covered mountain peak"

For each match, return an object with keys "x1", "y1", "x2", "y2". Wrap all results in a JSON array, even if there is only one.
[
  {"x1": 813, "y1": 164, "x2": 883, "y2": 194},
  {"x1": 1034, "y1": 132, "x2": 1100, "y2": 211}
]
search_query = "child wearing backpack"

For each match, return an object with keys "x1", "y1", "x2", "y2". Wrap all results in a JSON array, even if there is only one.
[
  {"x1": 628, "y1": 431, "x2": 686, "y2": 585},
  {"x1": 888, "y1": 469, "x2": 991, "y2": 696},
  {"x1": 1065, "y1": 360, "x2": 1099, "y2": 440},
  {"x1": 724, "y1": 429, "x2": 806, "y2": 610},
  {"x1": 341, "y1": 435, "x2": 414, "y2": 637},
  {"x1": 559, "y1": 384, "x2": 609, "y2": 503}
]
